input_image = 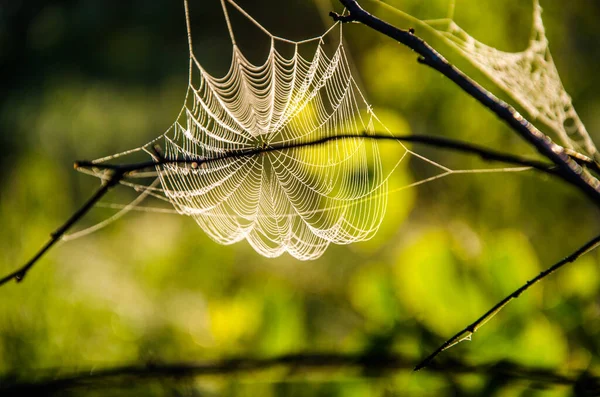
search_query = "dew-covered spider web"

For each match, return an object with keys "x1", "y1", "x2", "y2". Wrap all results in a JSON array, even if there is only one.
[
  {"x1": 422, "y1": 0, "x2": 599, "y2": 160},
  {"x1": 72, "y1": 0, "x2": 532, "y2": 260}
]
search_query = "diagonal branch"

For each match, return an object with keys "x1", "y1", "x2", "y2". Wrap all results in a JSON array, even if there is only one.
[
  {"x1": 1, "y1": 133, "x2": 558, "y2": 288},
  {"x1": 0, "y1": 170, "x2": 124, "y2": 286},
  {"x1": 330, "y1": 0, "x2": 600, "y2": 206},
  {"x1": 414, "y1": 233, "x2": 600, "y2": 371}
]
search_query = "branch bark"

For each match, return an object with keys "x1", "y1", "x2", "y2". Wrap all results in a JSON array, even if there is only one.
[
  {"x1": 75, "y1": 133, "x2": 557, "y2": 174},
  {"x1": 331, "y1": 0, "x2": 600, "y2": 206}
]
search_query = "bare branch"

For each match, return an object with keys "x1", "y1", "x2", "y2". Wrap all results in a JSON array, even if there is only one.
[
  {"x1": 332, "y1": 0, "x2": 600, "y2": 206},
  {"x1": 414, "y1": 233, "x2": 600, "y2": 371}
]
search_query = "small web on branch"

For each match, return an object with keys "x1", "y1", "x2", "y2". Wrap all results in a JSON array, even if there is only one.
[
  {"x1": 425, "y1": 0, "x2": 599, "y2": 160},
  {"x1": 73, "y1": 0, "x2": 532, "y2": 260}
]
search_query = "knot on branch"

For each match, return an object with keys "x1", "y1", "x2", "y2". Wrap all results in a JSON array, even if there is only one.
[
  {"x1": 329, "y1": 11, "x2": 355, "y2": 23},
  {"x1": 417, "y1": 56, "x2": 433, "y2": 66}
]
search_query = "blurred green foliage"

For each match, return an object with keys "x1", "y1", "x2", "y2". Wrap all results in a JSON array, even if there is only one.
[{"x1": 1, "y1": 0, "x2": 599, "y2": 395}]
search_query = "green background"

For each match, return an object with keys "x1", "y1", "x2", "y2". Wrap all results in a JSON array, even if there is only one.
[{"x1": 1, "y1": 0, "x2": 599, "y2": 395}]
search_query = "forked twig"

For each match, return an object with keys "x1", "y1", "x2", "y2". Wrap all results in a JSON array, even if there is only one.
[
  {"x1": 414, "y1": 233, "x2": 600, "y2": 371},
  {"x1": 1, "y1": 133, "x2": 560, "y2": 287}
]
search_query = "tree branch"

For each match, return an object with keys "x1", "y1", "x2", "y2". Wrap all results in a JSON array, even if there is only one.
[
  {"x1": 414, "y1": 233, "x2": 600, "y2": 371},
  {"x1": 0, "y1": 133, "x2": 558, "y2": 288},
  {"x1": 74, "y1": 133, "x2": 557, "y2": 175},
  {"x1": 2, "y1": 352, "x2": 596, "y2": 394},
  {"x1": 330, "y1": 1, "x2": 600, "y2": 206}
]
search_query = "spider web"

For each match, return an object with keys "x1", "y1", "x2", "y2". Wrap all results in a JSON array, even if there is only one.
[
  {"x1": 73, "y1": 0, "x2": 530, "y2": 260},
  {"x1": 424, "y1": 0, "x2": 599, "y2": 160}
]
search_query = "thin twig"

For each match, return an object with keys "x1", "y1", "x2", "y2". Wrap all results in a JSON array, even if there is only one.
[
  {"x1": 330, "y1": 1, "x2": 600, "y2": 206},
  {"x1": 414, "y1": 233, "x2": 600, "y2": 371},
  {"x1": 0, "y1": 170, "x2": 123, "y2": 287},
  {"x1": 1, "y1": 133, "x2": 556, "y2": 288},
  {"x1": 1, "y1": 352, "x2": 593, "y2": 394}
]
